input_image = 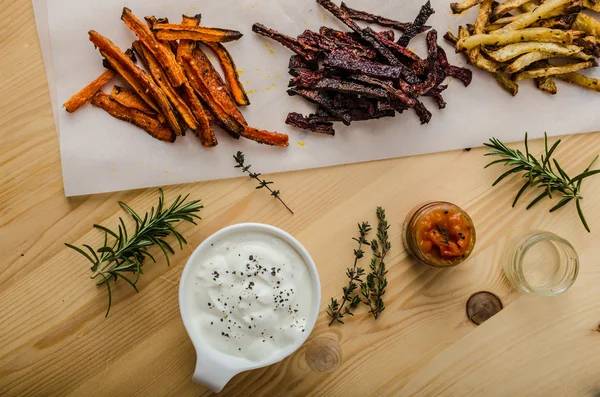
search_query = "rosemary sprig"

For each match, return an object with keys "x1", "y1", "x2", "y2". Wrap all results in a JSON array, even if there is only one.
[
  {"x1": 485, "y1": 133, "x2": 600, "y2": 232},
  {"x1": 327, "y1": 222, "x2": 371, "y2": 326},
  {"x1": 234, "y1": 151, "x2": 294, "y2": 215},
  {"x1": 362, "y1": 207, "x2": 390, "y2": 320},
  {"x1": 65, "y1": 189, "x2": 202, "y2": 317}
]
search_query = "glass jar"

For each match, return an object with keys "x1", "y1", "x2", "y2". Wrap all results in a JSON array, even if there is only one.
[
  {"x1": 503, "y1": 231, "x2": 579, "y2": 296},
  {"x1": 402, "y1": 201, "x2": 476, "y2": 268}
]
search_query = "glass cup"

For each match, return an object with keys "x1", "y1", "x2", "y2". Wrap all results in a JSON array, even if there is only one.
[{"x1": 503, "y1": 231, "x2": 579, "y2": 296}]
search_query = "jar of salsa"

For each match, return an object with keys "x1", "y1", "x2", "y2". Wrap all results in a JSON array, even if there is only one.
[{"x1": 402, "y1": 202, "x2": 476, "y2": 268}]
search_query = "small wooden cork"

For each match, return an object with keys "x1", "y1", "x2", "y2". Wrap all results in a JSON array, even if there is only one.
[
  {"x1": 305, "y1": 337, "x2": 342, "y2": 373},
  {"x1": 467, "y1": 291, "x2": 503, "y2": 325}
]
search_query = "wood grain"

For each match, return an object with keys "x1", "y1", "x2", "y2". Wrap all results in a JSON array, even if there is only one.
[{"x1": 2, "y1": 1, "x2": 600, "y2": 396}]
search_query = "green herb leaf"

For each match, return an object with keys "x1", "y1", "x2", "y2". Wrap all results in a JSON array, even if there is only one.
[
  {"x1": 576, "y1": 198, "x2": 591, "y2": 233},
  {"x1": 65, "y1": 189, "x2": 203, "y2": 317},
  {"x1": 328, "y1": 221, "x2": 371, "y2": 326},
  {"x1": 512, "y1": 181, "x2": 531, "y2": 207},
  {"x1": 362, "y1": 207, "x2": 390, "y2": 320},
  {"x1": 485, "y1": 134, "x2": 599, "y2": 232},
  {"x1": 549, "y1": 197, "x2": 573, "y2": 213}
]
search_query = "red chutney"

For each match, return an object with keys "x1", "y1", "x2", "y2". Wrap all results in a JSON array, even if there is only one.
[
  {"x1": 416, "y1": 209, "x2": 472, "y2": 260},
  {"x1": 403, "y1": 202, "x2": 476, "y2": 268}
]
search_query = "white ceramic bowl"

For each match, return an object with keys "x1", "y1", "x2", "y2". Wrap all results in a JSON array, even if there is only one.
[{"x1": 179, "y1": 223, "x2": 321, "y2": 393}]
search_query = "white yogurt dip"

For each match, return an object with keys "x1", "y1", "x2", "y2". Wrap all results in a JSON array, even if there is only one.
[{"x1": 185, "y1": 230, "x2": 315, "y2": 362}]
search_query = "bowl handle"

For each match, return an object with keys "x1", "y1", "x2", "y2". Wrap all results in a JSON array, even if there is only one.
[{"x1": 192, "y1": 354, "x2": 239, "y2": 393}]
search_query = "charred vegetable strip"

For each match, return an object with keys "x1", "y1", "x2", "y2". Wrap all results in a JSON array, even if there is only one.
[
  {"x1": 360, "y1": 27, "x2": 404, "y2": 67},
  {"x1": 350, "y1": 75, "x2": 418, "y2": 108},
  {"x1": 90, "y1": 31, "x2": 181, "y2": 134},
  {"x1": 252, "y1": 23, "x2": 320, "y2": 61},
  {"x1": 154, "y1": 24, "x2": 243, "y2": 42},
  {"x1": 487, "y1": 42, "x2": 586, "y2": 62},
  {"x1": 575, "y1": 36, "x2": 600, "y2": 58},
  {"x1": 345, "y1": 108, "x2": 396, "y2": 121},
  {"x1": 505, "y1": 50, "x2": 591, "y2": 74},
  {"x1": 535, "y1": 76, "x2": 558, "y2": 94},
  {"x1": 310, "y1": 108, "x2": 396, "y2": 122},
  {"x1": 121, "y1": 8, "x2": 186, "y2": 87},
  {"x1": 468, "y1": 0, "x2": 493, "y2": 72},
  {"x1": 316, "y1": 0, "x2": 362, "y2": 33},
  {"x1": 493, "y1": 72, "x2": 519, "y2": 95},
  {"x1": 513, "y1": 60, "x2": 598, "y2": 80},
  {"x1": 332, "y1": 93, "x2": 374, "y2": 110},
  {"x1": 297, "y1": 30, "x2": 336, "y2": 52},
  {"x1": 177, "y1": 16, "x2": 244, "y2": 138},
  {"x1": 101, "y1": 53, "x2": 159, "y2": 113},
  {"x1": 100, "y1": 48, "x2": 137, "y2": 71},
  {"x1": 398, "y1": 1, "x2": 435, "y2": 47},
  {"x1": 286, "y1": 112, "x2": 336, "y2": 135},
  {"x1": 180, "y1": 86, "x2": 217, "y2": 147},
  {"x1": 310, "y1": 77, "x2": 389, "y2": 98},
  {"x1": 193, "y1": 48, "x2": 246, "y2": 128},
  {"x1": 289, "y1": 55, "x2": 319, "y2": 70},
  {"x1": 573, "y1": 13, "x2": 600, "y2": 40},
  {"x1": 413, "y1": 101, "x2": 433, "y2": 124},
  {"x1": 583, "y1": 0, "x2": 600, "y2": 11},
  {"x1": 91, "y1": 92, "x2": 175, "y2": 143},
  {"x1": 496, "y1": 0, "x2": 572, "y2": 32},
  {"x1": 320, "y1": 27, "x2": 364, "y2": 47},
  {"x1": 133, "y1": 41, "x2": 198, "y2": 134},
  {"x1": 241, "y1": 127, "x2": 289, "y2": 147},
  {"x1": 556, "y1": 72, "x2": 600, "y2": 91},
  {"x1": 288, "y1": 88, "x2": 352, "y2": 125},
  {"x1": 289, "y1": 69, "x2": 329, "y2": 87},
  {"x1": 373, "y1": 30, "x2": 424, "y2": 65},
  {"x1": 413, "y1": 30, "x2": 442, "y2": 96},
  {"x1": 437, "y1": 47, "x2": 473, "y2": 86},
  {"x1": 451, "y1": 0, "x2": 484, "y2": 14},
  {"x1": 204, "y1": 42, "x2": 250, "y2": 106},
  {"x1": 176, "y1": 14, "x2": 200, "y2": 64},
  {"x1": 426, "y1": 88, "x2": 448, "y2": 109},
  {"x1": 176, "y1": 15, "x2": 217, "y2": 147},
  {"x1": 144, "y1": 16, "x2": 181, "y2": 62},
  {"x1": 340, "y1": 2, "x2": 430, "y2": 33},
  {"x1": 360, "y1": 29, "x2": 402, "y2": 68},
  {"x1": 298, "y1": 29, "x2": 376, "y2": 58},
  {"x1": 181, "y1": 54, "x2": 245, "y2": 138},
  {"x1": 64, "y1": 70, "x2": 116, "y2": 113},
  {"x1": 324, "y1": 50, "x2": 404, "y2": 80},
  {"x1": 110, "y1": 85, "x2": 156, "y2": 116},
  {"x1": 457, "y1": 28, "x2": 575, "y2": 51},
  {"x1": 494, "y1": 0, "x2": 533, "y2": 17}
]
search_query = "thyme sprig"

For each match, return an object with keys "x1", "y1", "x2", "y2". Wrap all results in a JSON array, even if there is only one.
[
  {"x1": 65, "y1": 189, "x2": 202, "y2": 317},
  {"x1": 327, "y1": 222, "x2": 372, "y2": 326},
  {"x1": 234, "y1": 151, "x2": 294, "y2": 214},
  {"x1": 362, "y1": 207, "x2": 390, "y2": 320},
  {"x1": 485, "y1": 133, "x2": 600, "y2": 232}
]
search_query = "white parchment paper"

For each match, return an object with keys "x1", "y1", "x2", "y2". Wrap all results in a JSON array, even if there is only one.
[
  {"x1": 32, "y1": 0, "x2": 60, "y2": 131},
  {"x1": 36, "y1": 0, "x2": 600, "y2": 196}
]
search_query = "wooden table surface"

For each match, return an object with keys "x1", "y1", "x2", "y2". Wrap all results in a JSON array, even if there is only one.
[{"x1": 2, "y1": 1, "x2": 600, "y2": 396}]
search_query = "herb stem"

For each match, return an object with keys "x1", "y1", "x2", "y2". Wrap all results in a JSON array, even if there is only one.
[
  {"x1": 234, "y1": 151, "x2": 294, "y2": 214},
  {"x1": 485, "y1": 133, "x2": 600, "y2": 232},
  {"x1": 327, "y1": 222, "x2": 371, "y2": 326},
  {"x1": 329, "y1": 227, "x2": 367, "y2": 326},
  {"x1": 362, "y1": 207, "x2": 390, "y2": 320}
]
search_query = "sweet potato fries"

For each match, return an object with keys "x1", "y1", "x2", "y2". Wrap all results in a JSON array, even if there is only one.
[
  {"x1": 63, "y1": 8, "x2": 288, "y2": 147},
  {"x1": 253, "y1": 1, "x2": 473, "y2": 135}
]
